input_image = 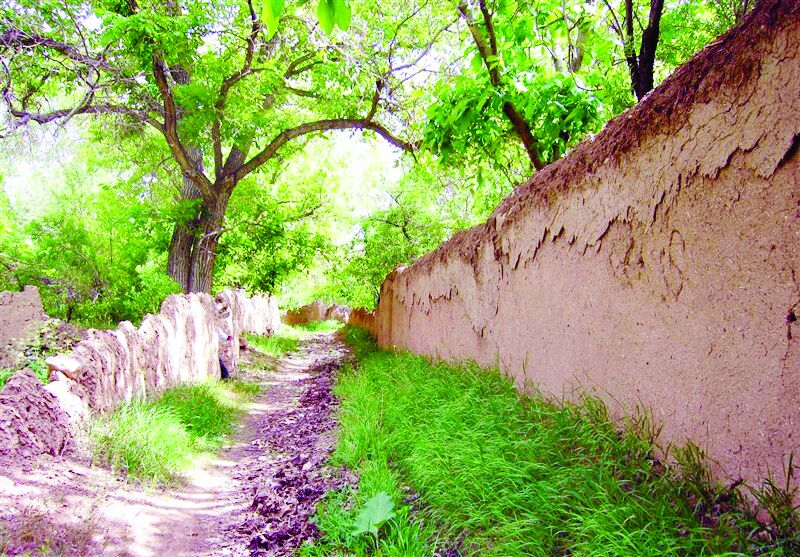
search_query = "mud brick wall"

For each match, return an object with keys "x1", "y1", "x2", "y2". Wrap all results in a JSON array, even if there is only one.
[
  {"x1": 0, "y1": 286, "x2": 47, "y2": 367},
  {"x1": 366, "y1": 0, "x2": 800, "y2": 489},
  {"x1": 283, "y1": 300, "x2": 350, "y2": 325},
  {"x1": 0, "y1": 289, "x2": 280, "y2": 462}
]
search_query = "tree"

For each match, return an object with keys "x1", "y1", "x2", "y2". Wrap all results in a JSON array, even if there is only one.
[
  {"x1": 600, "y1": 0, "x2": 665, "y2": 101},
  {"x1": 1, "y1": 0, "x2": 443, "y2": 292},
  {"x1": 456, "y1": 0, "x2": 546, "y2": 169}
]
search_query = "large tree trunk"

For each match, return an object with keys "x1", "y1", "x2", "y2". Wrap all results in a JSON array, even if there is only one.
[
  {"x1": 187, "y1": 195, "x2": 230, "y2": 293},
  {"x1": 167, "y1": 146, "x2": 203, "y2": 292}
]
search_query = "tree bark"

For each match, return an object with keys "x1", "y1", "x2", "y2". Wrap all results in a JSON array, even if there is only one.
[
  {"x1": 187, "y1": 193, "x2": 230, "y2": 293},
  {"x1": 167, "y1": 146, "x2": 204, "y2": 292},
  {"x1": 624, "y1": 0, "x2": 665, "y2": 101}
]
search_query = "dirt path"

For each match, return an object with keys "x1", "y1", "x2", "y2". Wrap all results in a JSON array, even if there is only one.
[{"x1": 0, "y1": 332, "x2": 351, "y2": 557}]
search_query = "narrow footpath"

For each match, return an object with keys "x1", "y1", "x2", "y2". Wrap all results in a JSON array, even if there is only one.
[{"x1": 0, "y1": 332, "x2": 352, "y2": 557}]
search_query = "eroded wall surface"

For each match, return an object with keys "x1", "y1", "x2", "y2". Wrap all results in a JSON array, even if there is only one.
[
  {"x1": 0, "y1": 286, "x2": 47, "y2": 367},
  {"x1": 368, "y1": 0, "x2": 800, "y2": 488},
  {"x1": 0, "y1": 289, "x2": 280, "y2": 463},
  {"x1": 283, "y1": 300, "x2": 351, "y2": 325}
]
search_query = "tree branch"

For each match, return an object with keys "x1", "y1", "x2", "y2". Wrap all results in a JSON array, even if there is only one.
[
  {"x1": 3, "y1": 102, "x2": 164, "y2": 132},
  {"x1": 213, "y1": 0, "x2": 261, "y2": 179},
  {"x1": 457, "y1": 0, "x2": 544, "y2": 169},
  {"x1": 152, "y1": 55, "x2": 215, "y2": 198},
  {"x1": 238, "y1": 117, "x2": 417, "y2": 180}
]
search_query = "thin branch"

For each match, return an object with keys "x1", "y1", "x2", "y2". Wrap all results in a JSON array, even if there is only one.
[
  {"x1": 4, "y1": 102, "x2": 163, "y2": 132},
  {"x1": 239, "y1": 117, "x2": 418, "y2": 180}
]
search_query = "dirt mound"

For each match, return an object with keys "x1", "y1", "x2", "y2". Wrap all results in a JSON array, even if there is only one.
[{"x1": 0, "y1": 369, "x2": 72, "y2": 465}]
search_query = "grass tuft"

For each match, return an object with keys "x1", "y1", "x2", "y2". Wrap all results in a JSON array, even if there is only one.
[
  {"x1": 245, "y1": 327, "x2": 302, "y2": 358},
  {"x1": 90, "y1": 380, "x2": 250, "y2": 484},
  {"x1": 304, "y1": 327, "x2": 795, "y2": 556},
  {"x1": 297, "y1": 319, "x2": 344, "y2": 333}
]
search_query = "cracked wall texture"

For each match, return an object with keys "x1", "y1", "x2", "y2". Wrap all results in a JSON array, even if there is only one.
[{"x1": 365, "y1": 0, "x2": 800, "y2": 489}]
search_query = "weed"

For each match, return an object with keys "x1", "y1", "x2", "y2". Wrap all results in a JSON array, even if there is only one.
[
  {"x1": 306, "y1": 326, "x2": 791, "y2": 556},
  {"x1": 750, "y1": 453, "x2": 800, "y2": 552},
  {"x1": 352, "y1": 491, "x2": 396, "y2": 546},
  {"x1": 0, "y1": 369, "x2": 13, "y2": 389},
  {"x1": 0, "y1": 360, "x2": 51, "y2": 390}
]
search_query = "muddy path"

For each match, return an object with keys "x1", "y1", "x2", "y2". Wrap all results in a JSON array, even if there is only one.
[{"x1": 0, "y1": 332, "x2": 351, "y2": 557}]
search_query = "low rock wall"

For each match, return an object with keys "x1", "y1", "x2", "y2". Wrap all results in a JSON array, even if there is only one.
[{"x1": 0, "y1": 289, "x2": 280, "y2": 463}]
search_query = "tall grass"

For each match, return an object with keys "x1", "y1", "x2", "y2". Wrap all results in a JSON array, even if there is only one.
[
  {"x1": 90, "y1": 380, "x2": 256, "y2": 484},
  {"x1": 303, "y1": 327, "x2": 786, "y2": 556},
  {"x1": 245, "y1": 327, "x2": 302, "y2": 358}
]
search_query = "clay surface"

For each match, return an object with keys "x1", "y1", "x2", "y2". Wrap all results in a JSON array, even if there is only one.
[
  {"x1": 0, "y1": 286, "x2": 47, "y2": 367},
  {"x1": 362, "y1": 0, "x2": 800, "y2": 491},
  {"x1": 0, "y1": 369, "x2": 72, "y2": 463},
  {"x1": 283, "y1": 300, "x2": 350, "y2": 325}
]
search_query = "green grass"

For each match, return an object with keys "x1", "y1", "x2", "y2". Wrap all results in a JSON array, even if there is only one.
[
  {"x1": 297, "y1": 319, "x2": 344, "y2": 333},
  {"x1": 0, "y1": 369, "x2": 13, "y2": 389},
  {"x1": 245, "y1": 326, "x2": 303, "y2": 358},
  {"x1": 0, "y1": 359, "x2": 51, "y2": 389},
  {"x1": 303, "y1": 327, "x2": 787, "y2": 557},
  {"x1": 90, "y1": 380, "x2": 256, "y2": 484}
]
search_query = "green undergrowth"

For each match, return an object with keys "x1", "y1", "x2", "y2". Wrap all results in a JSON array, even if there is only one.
[
  {"x1": 90, "y1": 378, "x2": 259, "y2": 484},
  {"x1": 303, "y1": 327, "x2": 798, "y2": 556},
  {"x1": 0, "y1": 359, "x2": 53, "y2": 389}
]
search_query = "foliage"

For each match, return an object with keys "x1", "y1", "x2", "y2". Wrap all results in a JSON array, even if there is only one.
[
  {"x1": 304, "y1": 327, "x2": 787, "y2": 556},
  {"x1": 352, "y1": 491, "x2": 396, "y2": 544},
  {"x1": 297, "y1": 319, "x2": 343, "y2": 332},
  {"x1": 90, "y1": 380, "x2": 250, "y2": 483},
  {"x1": 0, "y1": 0, "x2": 742, "y2": 307},
  {"x1": 0, "y1": 143, "x2": 181, "y2": 327}
]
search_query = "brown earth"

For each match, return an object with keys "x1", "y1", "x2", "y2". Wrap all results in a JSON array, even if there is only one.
[
  {"x1": 0, "y1": 332, "x2": 349, "y2": 557},
  {"x1": 358, "y1": 0, "x2": 800, "y2": 493},
  {"x1": 0, "y1": 286, "x2": 47, "y2": 368}
]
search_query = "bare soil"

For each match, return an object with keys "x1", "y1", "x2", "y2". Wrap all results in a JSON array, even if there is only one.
[{"x1": 0, "y1": 331, "x2": 350, "y2": 557}]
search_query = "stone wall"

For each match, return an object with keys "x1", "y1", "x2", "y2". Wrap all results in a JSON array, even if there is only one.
[
  {"x1": 0, "y1": 289, "x2": 280, "y2": 463},
  {"x1": 361, "y1": 0, "x2": 800, "y2": 490},
  {"x1": 0, "y1": 286, "x2": 47, "y2": 367}
]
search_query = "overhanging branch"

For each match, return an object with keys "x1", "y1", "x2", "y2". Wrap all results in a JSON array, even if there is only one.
[{"x1": 238, "y1": 117, "x2": 418, "y2": 180}]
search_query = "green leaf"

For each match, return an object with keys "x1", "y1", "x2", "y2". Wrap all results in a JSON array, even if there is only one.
[
  {"x1": 261, "y1": 0, "x2": 284, "y2": 38},
  {"x1": 333, "y1": 0, "x2": 351, "y2": 31},
  {"x1": 351, "y1": 491, "x2": 396, "y2": 537},
  {"x1": 317, "y1": 0, "x2": 335, "y2": 34}
]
